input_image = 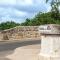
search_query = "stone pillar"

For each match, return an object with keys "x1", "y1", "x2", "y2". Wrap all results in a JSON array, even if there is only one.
[{"x1": 38, "y1": 24, "x2": 60, "y2": 60}]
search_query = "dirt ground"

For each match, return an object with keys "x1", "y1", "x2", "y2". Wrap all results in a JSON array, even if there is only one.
[{"x1": 6, "y1": 44, "x2": 40, "y2": 60}]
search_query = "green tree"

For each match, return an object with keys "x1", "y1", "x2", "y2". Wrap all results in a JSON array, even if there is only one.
[
  {"x1": 21, "y1": 12, "x2": 57, "y2": 26},
  {"x1": 0, "y1": 21, "x2": 20, "y2": 30},
  {"x1": 46, "y1": 0, "x2": 60, "y2": 20},
  {"x1": 21, "y1": 18, "x2": 31, "y2": 26}
]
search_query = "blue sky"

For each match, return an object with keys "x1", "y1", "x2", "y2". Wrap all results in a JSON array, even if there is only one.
[{"x1": 0, "y1": 0, "x2": 51, "y2": 23}]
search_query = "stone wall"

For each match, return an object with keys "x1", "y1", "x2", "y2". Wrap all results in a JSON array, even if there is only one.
[{"x1": 0, "y1": 26, "x2": 40, "y2": 41}]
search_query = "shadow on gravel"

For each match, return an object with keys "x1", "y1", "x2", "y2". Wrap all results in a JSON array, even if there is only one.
[{"x1": 0, "y1": 40, "x2": 41, "y2": 51}]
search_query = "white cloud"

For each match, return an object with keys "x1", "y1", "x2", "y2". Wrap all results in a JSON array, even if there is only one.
[
  {"x1": 0, "y1": 7, "x2": 29, "y2": 23},
  {"x1": 47, "y1": 6, "x2": 51, "y2": 12},
  {"x1": 16, "y1": 0, "x2": 33, "y2": 6},
  {"x1": 59, "y1": 6, "x2": 60, "y2": 12},
  {"x1": 0, "y1": 0, "x2": 51, "y2": 23},
  {"x1": 0, "y1": 0, "x2": 16, "y2": 5},
  {"x1": 14, "y1": 9, "x2": 28, "y2": 17}
]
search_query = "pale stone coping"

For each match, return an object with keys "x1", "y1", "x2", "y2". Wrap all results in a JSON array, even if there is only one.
[{"x1": 39, "y1": 24, "x2": 60, "y2": 34}]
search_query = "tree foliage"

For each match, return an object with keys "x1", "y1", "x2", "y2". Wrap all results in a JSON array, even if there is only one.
[
  {"x1": 0, "y1": 21, "x2": 20, "y2": 30},
  {"x1": 21, "y1": 12, "x2": 60, "y2": 26},
  {"x1": 46, "y1": 0, "x2": 60, "y2": 20}
]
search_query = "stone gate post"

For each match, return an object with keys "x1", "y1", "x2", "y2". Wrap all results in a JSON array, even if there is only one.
[{"x1": 38, "y1": 24, "x2": 60, "y2": 60}]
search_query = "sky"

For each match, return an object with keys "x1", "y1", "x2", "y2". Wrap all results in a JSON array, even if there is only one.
[{"x1": 0, "y1": 0, "x2": 51, "y2": 23}]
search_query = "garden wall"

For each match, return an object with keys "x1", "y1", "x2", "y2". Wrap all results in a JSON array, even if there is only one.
[{"x1": 0, "y1": 26, "x2": 40, "y2": 41}]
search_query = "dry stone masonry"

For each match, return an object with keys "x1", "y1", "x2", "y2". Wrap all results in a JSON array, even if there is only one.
[{"x1": 0, "y1": 26, "x2": 40, "y2": 41}]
